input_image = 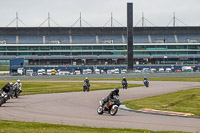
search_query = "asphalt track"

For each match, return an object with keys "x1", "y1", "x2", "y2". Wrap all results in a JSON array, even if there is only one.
[{"x1": 0, "y1": 81, "x2": 200, "y2": 132}]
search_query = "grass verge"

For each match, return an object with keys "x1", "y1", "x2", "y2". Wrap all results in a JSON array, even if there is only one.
[
  {"x1": 0, "y1": 81, "x2": 143, "y2": 95},
  {"x1": 0, "y1": 120, "x2": 188, "y2": 133},
  {"x1": 0, "y1": 65, "x2": 9, "y2": 71},
  {"x1": 123, "y1": 88, "x2": 200, "y2": 117}
]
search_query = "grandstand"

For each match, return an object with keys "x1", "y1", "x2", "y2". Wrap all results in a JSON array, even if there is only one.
[{"x1": 0, "y1": 27, "x2": 200, "y2": 66}]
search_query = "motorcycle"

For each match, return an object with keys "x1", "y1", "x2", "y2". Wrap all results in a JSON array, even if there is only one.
[
  {"x1": 144, "y1": 80, "x2": 149, "y2": 87},
  {"x1": 83, "y1": 82, "x2": 90, "y2": 92},
  {"x1": 97, "y1": 95, "x2": 121, "y2": 116},
  {"x1": 0, "y1": 92, "x2": 9, "y2": 106},
  {"x1": 122, "y1": 81, "x2": 127, "y2": 89},
  {"x1": 13, "y1": 84, "x2": 20, "y2": 98}
]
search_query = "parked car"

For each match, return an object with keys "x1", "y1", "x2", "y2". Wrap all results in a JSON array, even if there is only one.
[
  {"x1": 37, "y1": 69, "x2": 45, "y2": 75},
  {"x1": 176, "y1": 69, "x2": 182, "y2": 72},
  {"x1": 142, "y1": 68, "x2": 151, "y2": 73},
  {"x1": 74, "y1": 70, "x2": 81, "y2": 75},
  {"x1": 107, "y1": 70, "x2": 113, "y2": 74},
  {"x1": 121, "y1": 69, "x2": 127, "y2": 74},
  {"x1": 95, "y1": 69, "x2": 100, "y2": 74},
  {"x1": 150, "y1": 68, "x2": 157, "y2": 73},
  {"x1": 59, "y1": 71, "x2": 70, "y2": 75},
  {"x1": 158, "y1": 68, "x2": 165, "y2": 72},
  {"x1": 182, "y1": 66, "x2": 193, "y2": 72},
  {"x1": 114, "y1": 69, "x2": 120, "y2": 74},
  {"x1": 100, "y1": 70, "x2": 106, "y2": 74},
  {"x1": 134, "y1": 69, "x2": 142, "y2": 73},
  {"x1": 47, "y1": 69, "x2": 52, "y2": 75},
  {"x1": 26, "y1": 69, "x2": 33, "y2": 76},
  {"x1": 165, "y1": 68, "x2": 172, "y2": 72},
  {"x1": 82, "y1": 69, "x2": 87, "y2": 75},
  {"x1": 17, "y1": 68, "x2": 24, "y2": 75},
  {"x1": 86, "y1": 69, "x2": 92, "y2": 74}
]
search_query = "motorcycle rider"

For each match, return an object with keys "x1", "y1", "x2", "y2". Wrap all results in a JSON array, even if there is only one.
[
  {"x1": 14, "y1": 79, "x2": 22, "y2": 93},
  {"x1": 83, "y1": 77, "x2": 90, "y2": 91},
  {"x1": 1, "y1": 82, "x2": 12, "y2": 98},
  {"x1": 84, "y1": 77, "x2": 90, "y2": 86},
  {"x1": 144, "y1": 77, "x2": 148, "y2": 81},
  {"x1": 143, "y1": 77, "x2": 149, "y2": 86},
  {"x1": 101, "y1": 88, "x2": 119, "y2": 107},
  {"x1": 121, "y1": 77, "x2": 127, "y2": 87}
]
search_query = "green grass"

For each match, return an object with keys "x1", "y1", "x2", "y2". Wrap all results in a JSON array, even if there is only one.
[
  {"x1": 0, "y1": 65, "x2": 9, "y2": 71},
  {"x1": 0, "y1": 120, "x2": 188, "y2": 133},
  {"x1": 123, "y1": 88, "x2": 200, "y2": 117},
  {"x1": 0, "y1": 81, "x2": 143, "y2": 95}
]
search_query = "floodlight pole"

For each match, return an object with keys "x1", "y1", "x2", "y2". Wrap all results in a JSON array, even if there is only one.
[
  {"x1": 16, "y1": 12, "x2": 18, "y2": 28},
  {"x1": 48, "y1": 12, "x2": 50, "y2": 27},
  {"x1": 127, "y1": 3, "x2": 133, "y2": 72},
  {"x1": 80, "y1": 12, "x2": 82, "y2": 27},
  {"x1": 142, "y1": 12, "x2": 144, "y2": 27},
  {"x1": 173, "y1": 12, "x2": 175, "y2": 27},
  {"x1": 111, "y1": 13, "x2": 113, "y2": 27}
]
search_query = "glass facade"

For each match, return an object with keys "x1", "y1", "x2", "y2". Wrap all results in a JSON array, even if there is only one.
[{"x1": 0, "y1": 44, "x2": 200, "y2": 56}]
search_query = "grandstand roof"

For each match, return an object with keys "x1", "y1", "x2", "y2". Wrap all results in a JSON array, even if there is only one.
[{"x1": 0, "y1": 27, "x2": 200, "y2": 35}]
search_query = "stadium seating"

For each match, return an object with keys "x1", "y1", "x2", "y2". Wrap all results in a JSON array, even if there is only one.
[
  {"x1": 46, "y1": 35, "x2": 69, "y2": 44},
  {"x1": 150, "y1": 34, "x2": 175, "y2": 43},
  {"x1": 177, "y1": 34, "x2": 200, "y2": 43},
  {"x1": 124, "y1": 35, "x2": 149, "y2": 43},
  {"x1": 1, "y1": 34, "x2": 200, "y2": 44},
  {"x1": 98, "y1": 34, "x2": 122, "y2": 44},
  {"x1": 72, "y1": 35, "x2": 96, "y2": 44},
  {"x1": 19, "y1": 35, "x2": 43, "y2": 44},
  {"x1": 0, "y1": 35, "x2": 16, "y2": 44}
]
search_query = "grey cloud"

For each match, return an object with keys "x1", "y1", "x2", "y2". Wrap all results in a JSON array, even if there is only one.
[{"x1": 0, "y1": 0, "x2": 199, "y2": 27}]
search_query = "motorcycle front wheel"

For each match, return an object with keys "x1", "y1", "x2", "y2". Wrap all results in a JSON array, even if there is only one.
[
  {"x1": 110, "y1": 106, "x2": 118, "y2": 116},
  {"x1": 15, "y1": 93, "x2": 18, "y2": 98},
  {"x1": 97, "y1": 106, "x2": 103, "y2": 115},
  {"x1": 0, "y1": 98, "x2": 2, "y2": 107}
]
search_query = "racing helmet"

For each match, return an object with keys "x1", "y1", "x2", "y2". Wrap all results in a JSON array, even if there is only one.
[
  {"x1": 9, "y1": 82, "x2": 13, "y2": 86},
  {"x1": 123, "y1": 77, "x2": 125, "y2": 79},
  {"x1": 85, "y1": 77, "x2": 88, "y2": 79},
  {"x1": 6, "y1": 82, "x2": 10, "y2": 86},
  {"x1": 17, "y1": 79, "x2": 20, "y2": 83},
  {"x1": 114, "y1": 88, "x2": 119, "y2": 94}
]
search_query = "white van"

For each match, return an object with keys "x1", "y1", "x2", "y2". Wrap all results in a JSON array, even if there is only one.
[
  {"x1": 121, "y1": 69, "x2": 127, "y2": 74},
  {"x1": 47, "y1": 69, "x2": 52, "y2": 75},
  {"x1": 101, "y1": 70, "x2": 106, "y2": 74},
  {"x1": 82, "y1": 69, "x2": 88, "y2": 75},
  {"x1": 26, "y1": 69, "x2": 33, "y2": 76},
  {"x1": 182, "y1": 66, "x2": 193, "y2": 72},
  {"x1": 74, "y1": 70, "x2": 81, "y2": 75},
  {"x1": 37, "y1": 69, "x2": 45, "y2": 75},
  {"x1": 165, "y1": 68, "x2": 172, "y2": 72},
  {"x1": 59, "y1": 71, "x2": 70, "y2": 75},
  {"x1": 150, "y1": 68, "x2": 157, "y2": 73},
  {"x1": 142, "y1": 68, "x2": 151, "y2": 73},
  {"x1": 17, "y1": 68, "x2": 24, "y2": 75},
  {"x1": 86, "y1": 69, "x2": 92, "y2": 74},
  {"x1": 158, "y1": 68, "x2": 165, "y2": 72},
  {"x1": 107, "y1": 70, "x2": 112, "y2": 74},
  {"x1": 95, "y1": 69, "x2": 100, "y2": 74},
  {"x1": 114, "y1": 69, "x2": 120, "y2": 74}
]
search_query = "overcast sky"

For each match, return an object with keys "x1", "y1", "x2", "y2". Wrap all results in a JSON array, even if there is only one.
[{"x1": 0, "y1": 0, "x2": 200, "y2": 27}]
